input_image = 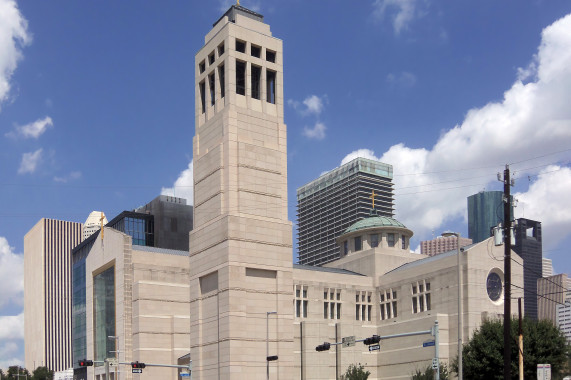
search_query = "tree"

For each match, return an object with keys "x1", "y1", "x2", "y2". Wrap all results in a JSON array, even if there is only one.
[
  {"x1": 340, "y1": 363, "x2": 370, "y2": 380},
  {"x1": 411, "y1": 363, "x2": 449, "y2": 380},
  {"x1": 451, "y1": 317, "x2": 570, "y2": 380},
  {"x1": 32, "y1": 366, "x2": 53, "y2": 380},
  {"x1": 7, "y1": 366, "x2": 30, "y2": 379}
]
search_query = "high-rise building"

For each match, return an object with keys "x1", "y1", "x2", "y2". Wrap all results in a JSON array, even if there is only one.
[
  {"x1": 297, "y1": 157, "x2": 394, "y2": 266},
  {"x1": 82, "y1": 211, "x2": 107, "y2": 241},
  {"x1": 420, "y1": 235, "x2": 473, "y2": 256},
  {"x1": 513, "y1": 218, "x2": 542, "y2": 320},
  {"x1": 24, "y1": 218, "x2": 82, "y2": 372},
  {"x1": 557, "y1": 278, "x2": 571, "y2": 344},
  {"x1": 542, "y1": 258, "x2": 553, "y2": 277},
  {"x1": 538, "y1": 273, "x2": 568, "y2": 324},
  {"x1": 467, "y1": 190, "x2": 513, "y2": 243},
  {"x1": 134, "y1": 195, "x2": 193, "y2": 251}
]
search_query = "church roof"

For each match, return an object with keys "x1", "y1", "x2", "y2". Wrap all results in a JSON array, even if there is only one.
[{"x1": 344, "y1": 215, "x2": 408, "y2": 234}]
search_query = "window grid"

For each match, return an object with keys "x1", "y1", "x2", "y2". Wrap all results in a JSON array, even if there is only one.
[
  {"x1": 294, "y1": 285, "x2": 308, "y2": 318},
  {"x1": 323, "y1": 288, "x2": 341, "y2": 320},
  {"x1": 379, "y1": 288, "x2": 398, "y2": 320},
  {"x1": 412, "y1": 280, "x2": 431, "y2": 314},
  {"x1": 355, "y1": 291, "x2": 373, "y2": 321}
]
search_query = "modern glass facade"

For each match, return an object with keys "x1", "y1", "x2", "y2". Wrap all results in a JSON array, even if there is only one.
[
  {"x1": 72, "y1": 239, "x2": 94, "y2": 367},
  {"x1": 93, "y1": 266, "x2": 115, "y2": 363},
  {"x1": 107, "y1": 212, "x2": 154, "y2": 247},
  {"x1": 467, "y1": 191, "x2": 513, "y2": 244}
]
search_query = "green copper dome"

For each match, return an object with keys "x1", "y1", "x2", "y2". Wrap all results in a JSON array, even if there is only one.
[{"x1": 344, "y1": 216, "x2": 408, "y2": 234}]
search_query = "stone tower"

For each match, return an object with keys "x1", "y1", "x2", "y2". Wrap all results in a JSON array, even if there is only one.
[{"x1": 189, "y1": 5, "x2": 294, "y2": 379}]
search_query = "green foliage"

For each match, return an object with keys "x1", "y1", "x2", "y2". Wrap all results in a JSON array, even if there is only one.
[
  {"x1": 451, "y1": 317, "x2": 570, "y2": 380},
  {"x1": 340, "y1": 363, "x2": 371, "y2": 380},
  {"x1": 32, "y1": 366, "x2": 54, "y2": 380},
  {"x1": 6, "y1": 366, "x2": 30, "y2": 379},
  {"x1": 411, "y1": 363, "x2": 449, "y2": 380}
]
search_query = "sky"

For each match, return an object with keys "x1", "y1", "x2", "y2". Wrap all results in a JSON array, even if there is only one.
[{"x1": 1, "y1": 0, "x2": 571, "y2": 370}]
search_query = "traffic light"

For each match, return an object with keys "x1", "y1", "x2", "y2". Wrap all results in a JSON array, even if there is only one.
[
  {"x1": 363, "y1": 335, "x2": 381, "y2": 345},
  {"x1": 315, "y1": 342, "x2": 331, "y2": 352},
  {"x1": 78, "y1": 359, "x2": 93, "y2": 367},
  {"x1": 131, "y1": 361, "x2": 146, "y2": 369}
]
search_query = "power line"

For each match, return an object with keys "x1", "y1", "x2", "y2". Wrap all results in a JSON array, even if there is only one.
[
  {"x1": 511, "y1": 284, "x2": 567, "y2": 307},
  {"x1": 510, "y1": 257, "x2": 570, "y2": 293}
]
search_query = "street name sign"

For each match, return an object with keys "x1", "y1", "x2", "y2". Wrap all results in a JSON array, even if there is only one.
[
  {"x1": 132, "y1": 368, "x2": 142, "y2": 374},
  {"x1": 423, "y1": 340, "x2": 435, "y2": 347},
  {"x1": 368, "y1": 344, "x2": 380, "y2": 352},
  {"x1": 342, "y1": 336, "x2": 356, "y2": 347}
]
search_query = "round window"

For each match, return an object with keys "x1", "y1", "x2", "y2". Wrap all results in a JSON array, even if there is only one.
[{"x1": 486, "y1": 272, "x2": 503, "y2": 302}]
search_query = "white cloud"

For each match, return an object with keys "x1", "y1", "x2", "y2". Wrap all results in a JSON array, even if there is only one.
[
  {"x1": 0, "y1": 237, "x2": 23, "y2": 309},
  {"x1": 53, "y1": 171, "x2": 81, "y2": 183},
  {"x1": 0, "y1": 313, "x2": 23, "y2": 341},
  {"x1": 515, "y1": 166, "x2": 571, "y2": 251},
  {"x1": 386, "y1": 71, "x2": 417, "y2": 88},
  {"x1": 302, "y1": 122, "x2": 326, "y2": 140},
  {"x1": 288, "y1": 94, "x2": 327, "y2": 116},
  {"x1": 0, "y1": 0, "x2": 31, "y2": 110},
  {"x1": 161, "y1": 160, "x2": 194, "y2": 205},
  {"x1": 373, "y1": 0, "x2": 425, "y2": 35},
  {"x1": 18, "y1": 148, "x2": 43, "y2": 174},
  {"x1": 341, "y1": 13, "x2": 571, "y2": 242},
  {"x1": 6, "y1": 116, "x2": 53, "y2": 139}
]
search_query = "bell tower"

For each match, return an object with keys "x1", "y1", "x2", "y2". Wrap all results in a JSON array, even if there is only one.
[{"x1": 189, "y1": 5, "x2": 294, "y2": 379}]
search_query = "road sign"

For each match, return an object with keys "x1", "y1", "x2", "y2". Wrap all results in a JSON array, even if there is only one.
[
  {"x1": 342, "y1": 336, "x2": 356, "y2": 347},
  {"x1": 432, "y1": 358, "x2": 439, "y2": 369},
  {"x1": 368, "y1": 344, "x2": 380, "y2": 351},
  {"x1": 180, "y1": 373, "x2": 190, "y2": 377},
  {"x1": 132, "y1": 368, "x2": 142, "y2": 374},
  {"x1": 423, "y1": 340, "x2": 435, "y2": 347}
]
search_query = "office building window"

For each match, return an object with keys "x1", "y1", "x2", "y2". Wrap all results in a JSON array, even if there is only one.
[
  {"x1": 266, "y1": 70, "x2": 276, "y2": 104},
  {"x1": 236, "y1": 60, "x2": 246, "y2": 96},
  {"x1": 199, "y1": 61, "x2": 205, "y2": 74},
  {"x1": 208, "y1": 52, "x2": 215, "y2": 65},
  {"x1": 354, "y1": 236, "x2": 362, "y2": 251},
  {"x1": 266, "y1": 49, "x2": 276, "y2": 63},
  {"x1": 218, "y1": 42, "x2": 224, "y2": 56},
  {"x1": 343, "y1": 240, "x2": 348, "y2": 256},
  {"x1": 251, "y1": 44, "x2": 261, "y2": 58},
  {"x1": 251, "y1": 65, "x2": 261, "y2": 99},
  {"x1": 236, "y1": 39, "x2": 246, "y2": 53},
  {"x1": 402, "y1": 234, "x2": 406, "y2": 249}
]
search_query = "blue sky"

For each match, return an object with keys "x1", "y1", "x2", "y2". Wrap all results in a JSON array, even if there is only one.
[{"x1": 1, "y1": 0, "x2": 571, "y2": 370}]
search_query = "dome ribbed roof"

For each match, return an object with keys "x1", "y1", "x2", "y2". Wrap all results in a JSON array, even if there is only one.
[{"x1": 344, "y1": 216, "x2": 407, "y2": 234}]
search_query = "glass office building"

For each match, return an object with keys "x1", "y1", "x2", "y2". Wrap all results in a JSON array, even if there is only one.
[{"x1": 467, "y1": 191, "x2": 513, "y2": 244}]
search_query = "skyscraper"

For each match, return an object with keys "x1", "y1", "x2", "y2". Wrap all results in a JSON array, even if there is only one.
[
  {"x1": 297, "y1": 157, "x2": 394, "y2": 266},
  {"x1": 513, "y1": 218, "x2": 543, "y2": 320},
  {"x1": 24, "y1": 218, "x2": 82, "y2": 372},
  {"x1": 82, "y1": 211, "x2": 107, "y2": 241},
  {"x1": 467, "y1": 190, "x2": 513, "y2": 243}
]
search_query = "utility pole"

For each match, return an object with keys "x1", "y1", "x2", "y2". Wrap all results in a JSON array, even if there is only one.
[
  {"x1": 518, "y1": 298, "x2": 523, "y2": 380},
  {"x1": 503, "y1": 164, "x2": 512, "y2": 380}
]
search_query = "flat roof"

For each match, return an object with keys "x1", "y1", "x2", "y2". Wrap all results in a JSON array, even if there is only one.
[{"x1": 297, "y1": 157, "x2": 393, "y2": 201}]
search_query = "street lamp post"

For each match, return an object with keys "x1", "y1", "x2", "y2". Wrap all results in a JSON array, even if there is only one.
[
  {"x1": 266, "y1": 311, "x2": 277, "y2": 380},
  {"x1": 442, "y1": 231, "x2": 462, "y2": 380}
]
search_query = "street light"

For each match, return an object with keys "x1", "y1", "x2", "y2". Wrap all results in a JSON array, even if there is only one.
[
  {"x1": 266, "y1": 311, "x2": 278, "y2": 380},
  {"x1": 442, "y1": 231, "x2": 462, "y2": 380}
]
